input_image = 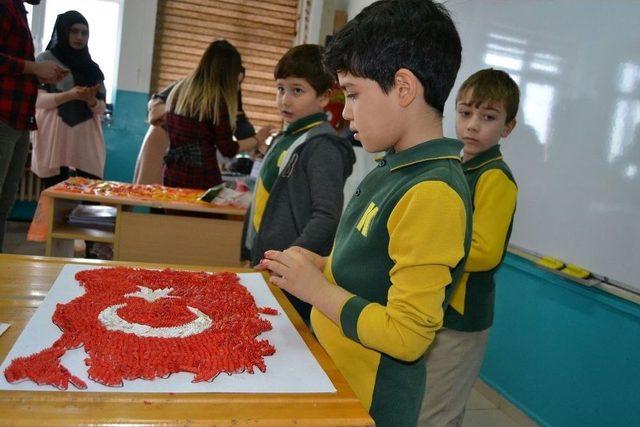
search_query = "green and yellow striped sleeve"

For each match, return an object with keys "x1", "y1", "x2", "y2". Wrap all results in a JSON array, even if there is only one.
[
  {"x1": 340, "y1": 181, "x2": 467, "y2": 361},
  {"x1": 251, "y1": 177, "x2": 269, "y2": 232},
  {"x1": 465, "y1": 169, "x2": 517, "y2": 272}
]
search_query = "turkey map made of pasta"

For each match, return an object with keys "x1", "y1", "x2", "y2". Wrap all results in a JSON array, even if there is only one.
[{"x1": 4, "y1": 268, "x2": 278, "y2": 390}]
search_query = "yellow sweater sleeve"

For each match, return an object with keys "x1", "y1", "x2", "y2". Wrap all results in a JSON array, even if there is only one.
[
  {"x1": 354, "y1": 181, "x2": 467, "y2": 361},
  {"x1": 464, "y1": 169, "x2": 517, "y2": 272}
]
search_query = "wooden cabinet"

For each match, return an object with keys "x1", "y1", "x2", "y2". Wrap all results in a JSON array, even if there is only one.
[{"x1": 44, "y1": 190, "x2": 246, "y2": 267}]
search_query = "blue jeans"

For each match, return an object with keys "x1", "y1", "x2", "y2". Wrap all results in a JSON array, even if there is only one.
[{"x1": 0, "y1": 121, "x2": 30, "y2": 252}]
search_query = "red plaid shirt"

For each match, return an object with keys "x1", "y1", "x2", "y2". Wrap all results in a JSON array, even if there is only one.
[
  {"x1": 163, "y1": 105, "x2": 239, "y2": 190},
  {"x1": 0, "y1": 0, "x2": 38, "y2": 130}
]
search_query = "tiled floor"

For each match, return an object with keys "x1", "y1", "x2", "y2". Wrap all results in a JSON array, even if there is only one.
[
  {"x1": 3, "y1": 220, "x2": 537, "y2": 426},
  {"x1": 3, "y1": 220, "x2": 46, "y2": 256},
  {"x1": 464, "y1": 388, "x2": 529, "y2": 427}
]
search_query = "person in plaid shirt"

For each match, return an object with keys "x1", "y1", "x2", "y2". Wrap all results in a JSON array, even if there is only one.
[
  {"x1": 163, "y1": 40, "x2": 271, "y2": 190},
  {"x1": 0, "y1": 0, "x2": 67, "y2": 252}
]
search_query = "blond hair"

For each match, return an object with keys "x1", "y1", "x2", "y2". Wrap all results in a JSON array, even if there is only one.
[{"x1": 167, "y1": 40, "x2": 242, "y2": 126}]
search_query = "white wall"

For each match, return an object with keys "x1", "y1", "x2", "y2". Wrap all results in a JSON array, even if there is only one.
[
  {"x1": 306, "y1": 0, "x2": 325, "y2": 44},
  {"x1": 115, "y1": 0, "x2": 158, "y2": 93},
  {"x1": 347, "y1": 0, "x2": 372, "y2": 18},
  {"x1": 335, "y1": 0, "x2": 350, "y2": 10},
  {"x1": 306, "y1": 0, "x2": 350, "y2": 45}
]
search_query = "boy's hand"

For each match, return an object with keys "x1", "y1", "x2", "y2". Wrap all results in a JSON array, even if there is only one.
[
  {"x1": 259, "y1": 249, "x2": 327, "y2": 305},
  {"x1": 258, "y1": 248, "x2": 353, "y2": 325},
  {"x1": 287, "y1": 246, "x2": 327, "y2": 270}
]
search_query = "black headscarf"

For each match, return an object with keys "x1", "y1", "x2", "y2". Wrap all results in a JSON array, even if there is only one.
[{"x1": 45, "y1": 10, "x2": 105, "y2": 127}]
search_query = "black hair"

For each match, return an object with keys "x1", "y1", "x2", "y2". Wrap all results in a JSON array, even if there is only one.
[
  {"x1": 274, "y1": 44, "x2": 334, "y2": 95},
  {"x1": 323, "y1": 0, "x2": 462, "y2": 115}
]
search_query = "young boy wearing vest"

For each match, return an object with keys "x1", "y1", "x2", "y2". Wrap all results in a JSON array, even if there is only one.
[
  {"x1": 243, "y1": 44, "x2": 354, "y2": 324},
  {"x1": 259, "y1": 1, "x2": 472, "y2": 425},
  {"x1": 419, "y1": 68, "x2": 519, "y2": 427}
]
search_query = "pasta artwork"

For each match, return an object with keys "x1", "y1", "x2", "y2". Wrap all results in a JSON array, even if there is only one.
[{"x1": 4, "y1": 268, "x2": 277, "y2": 390}]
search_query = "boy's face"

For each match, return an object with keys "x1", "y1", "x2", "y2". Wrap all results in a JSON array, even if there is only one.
[
  {"x1": 339, "y1": 72, "x2": 403, "y2": 153},
  {"x1": 456, "y1": 91, "x2": 516, "y2": 161},
  {"x1": 276, "y1": 77, "x2": 329, "y2": 125}
]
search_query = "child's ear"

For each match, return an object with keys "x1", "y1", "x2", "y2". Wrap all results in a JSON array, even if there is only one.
[
  {"x1": 395, "y1": 68, "x2": 418, "y2": 108},
  {"x1": 318, "y1": 89, "x2": 331, "y2": 109},
  {"x1": 502, "y1": 118, "x2": 517, "y2": 138}
]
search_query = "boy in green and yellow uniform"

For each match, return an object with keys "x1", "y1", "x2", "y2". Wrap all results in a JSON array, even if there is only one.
[
  {"x1": 259, "y1": 1, "x2": 471, "y2": 425},
  {"x1": 419, "y1": 69, "x2": 519, "y2": 427},
  {"x1": 243, "y1": 45, "x2": 354, "y2": 323}
]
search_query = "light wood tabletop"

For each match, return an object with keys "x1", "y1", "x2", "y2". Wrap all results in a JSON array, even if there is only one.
[
  {"x1": 41, "y1": 185, "x2": 247, "y2": 216},
  {"x1": 0, "y1": 254, "x2": 373, "y2": 426},
  {"x1": 38, "y1": 184, "x2": 248, "y2": 266}
]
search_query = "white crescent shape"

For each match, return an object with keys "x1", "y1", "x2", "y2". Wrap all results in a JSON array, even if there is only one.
[{"x1": 98, "y1": 304, "x2": 213, "y2": 338}]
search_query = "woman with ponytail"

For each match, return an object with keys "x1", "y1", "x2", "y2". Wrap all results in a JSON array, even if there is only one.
[{"x1": 163, "y1": 40, "x2": 271, "y2": 190}]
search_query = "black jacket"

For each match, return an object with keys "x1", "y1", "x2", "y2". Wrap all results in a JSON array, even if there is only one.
[{"x1": 242, "y1": 122, "x2": 354, "y2": 265}]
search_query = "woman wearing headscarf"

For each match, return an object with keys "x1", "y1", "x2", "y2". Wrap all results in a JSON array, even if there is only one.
[{"x1": 31, "y1": 10, "x2": 106, "y2": 188}]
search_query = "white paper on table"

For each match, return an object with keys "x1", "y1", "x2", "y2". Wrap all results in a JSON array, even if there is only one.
[
  {"x1": 0, "y1": 323, "x2": 9, "y2": 337},
  {"x1": 0, "y1": 264, "x2": 336, "y2": 393}
]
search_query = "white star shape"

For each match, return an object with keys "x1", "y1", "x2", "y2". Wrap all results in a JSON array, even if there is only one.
[{"x1": 124, "y1": 286, "x2": 177, "y2": 302}]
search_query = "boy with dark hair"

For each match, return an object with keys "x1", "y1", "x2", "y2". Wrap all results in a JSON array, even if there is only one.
[
  {"x1": 419, "y1": 68, "x2": 519, "y2": 427},
  {"x1": 243, "y1": 44, "x2": 354, "y2": 324},
  {"x1": 259, "y1": 1, "x2": 472, "y2": 425},
  {"x1": 274, "y1": 44, "x2": 335, "y2": 97}
]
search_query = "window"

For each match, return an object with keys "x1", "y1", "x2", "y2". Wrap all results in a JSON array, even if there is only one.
[{"x1": 26, "y1": 0, "x2": 121, "y2": 103}]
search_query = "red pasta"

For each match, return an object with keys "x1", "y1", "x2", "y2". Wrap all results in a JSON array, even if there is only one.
[
  {"x1": 52, "y1": 177, "x2": 207, "y2": 204},
  {"x1": 4, "y1": 268, "x2": 278, "y2": 390}
]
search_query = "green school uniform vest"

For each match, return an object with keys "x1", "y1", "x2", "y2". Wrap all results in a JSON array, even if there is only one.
[
  {"x1": 311, "y1": 138, "x2": 473, "y2": 427},
  {"x1": 249, "y1": 113, "x2": 326, "y2": 239},
  {"x1": 444, "y1": 145, "x2": 517, "y2": 332}
]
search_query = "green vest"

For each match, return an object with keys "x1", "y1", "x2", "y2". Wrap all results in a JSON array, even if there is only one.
[
  {"x1": 315, "y1": 138, "x2": 472, "y2": 426},
  {"x1": 444, "y1": 145, "x2": 517, "y2": 331}
]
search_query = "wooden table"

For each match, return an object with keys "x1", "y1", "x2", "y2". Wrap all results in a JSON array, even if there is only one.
[
  {"x1": 0, "y1": 255, "x2": 373, "y2": 426},
  {"x1": 42, "y1": 185, "x2": 246, "y2": 267}
]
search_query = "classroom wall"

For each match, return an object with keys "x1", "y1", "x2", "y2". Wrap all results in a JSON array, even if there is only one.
[
  {"x1": 346, "y1": 0, "x2": 370, "y2": 18},
  {"x1": 489, "y1": 254, "x2": 640, "y2": 426},
  {"x1": 103, "y1": 90, "x2": 149, "y2": 182},
  {"x1": 102, "y1": 0, "x2": 158, "y2": 182},
  {"x1": 306, "y1": 0, "x2": 350, "y2": 45},
  {"x1": 306, "y1": 0, "x2": 324, "y2": 44}
]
